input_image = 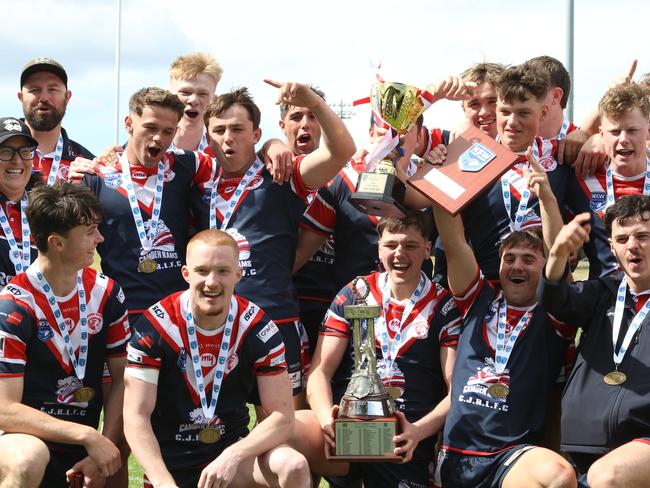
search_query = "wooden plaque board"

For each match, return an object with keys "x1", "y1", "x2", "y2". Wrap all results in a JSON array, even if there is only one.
[{"x1": 407, "y1": 126, "x2": 518, "y2": 215}]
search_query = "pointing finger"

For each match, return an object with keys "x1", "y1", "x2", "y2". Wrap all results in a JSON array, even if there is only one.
[{"x1": 263, "y1": 78, "x2": 283, "y2": 89}]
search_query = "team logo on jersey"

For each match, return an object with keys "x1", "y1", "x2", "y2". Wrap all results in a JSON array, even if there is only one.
[
  {"x1": 465, "y1": 357, "x2": 510, "y2": 402},
  {"x1": 377, "y1": 359, "x2": 405, "y2": 400},
  {"x1": 538, "y1": 156, "x2": 557, "y2": 172},
  {"x1": 247, "y1": 175, "x2": 264, "y2": 190},
  {"x1": 59, "y1": 163, "x2": 71, "y2": 181},
  {"x1": 103, "y1": 169, "x2": 123, "y2": 189},
  {"x1": 87, "y1": 313, "x2": 103, "y2": 334},
  {"x1": 458, "y1": 143, "x2": 495, "y2": 172},
  {"x1": 56, "y1": 376, "x2": 88, "y2": 405},
  {"x1": 590, "y1": 192, "x2": 606, "y2": 212},
  {"x1": 189, "y1": 408, "x2": 222, "y2": 426},
  {"x1": 225, "y1": 352, "x2": 238, "y2": 374},
  {"x1": 225, "y1": 228, "x2": 251, "y2": 261},
  {"x1": 37, "y1": 319, "x2": 53, "y2": 342},
  {"x1": 163, "y1": 166, "x2": 175, "y2": 182},
  {"x1": 388, "y1": 318, "x2": 401, "y2": 333},
  {"x1": 177, "y1": 348, "x2": 187, "y2": 372},
  {"x1": 257, "y1": 321, "x2": 279, "y2": 343},
  {"x1": 412, "y1": 321, "x2": 429, "y2": 339},
  {"x1": 142, "y1": 219, "x2": 176, "y2": 254}
]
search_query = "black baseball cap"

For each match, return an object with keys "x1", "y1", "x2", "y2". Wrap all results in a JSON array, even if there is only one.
[
  {"x1": 20, "y1": 57, "x2": 68, "y2": 87},
  {"x1": 0, "y1": 118, "x2": 38, "y2": 147}
]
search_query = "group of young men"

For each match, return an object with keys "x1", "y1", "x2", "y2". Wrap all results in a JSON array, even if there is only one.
[{"x1": 0, "y1": 51, "x2": 648, "y2": 488}]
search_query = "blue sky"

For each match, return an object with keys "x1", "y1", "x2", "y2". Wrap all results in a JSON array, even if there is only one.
[{"x1": 1, "y1": 0, "x2": 647, "y2": 154}]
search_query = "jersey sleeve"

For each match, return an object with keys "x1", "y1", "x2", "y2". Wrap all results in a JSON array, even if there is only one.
[
  {"x1": 126, "y1": 313, "x2": 164, "y2": 372},
  {"x1": 320, "y1": 284, "x2": 354, "y2": 338},
  {"x1": 301, "y1": 186, "x2": 337, "y2": 236},
  {"x1": 103, "y1": 281, "x2": 131, "y2": 357},
  {"x1": 248, "y1": 313, "x2": 287, "y2": 376},
  {"x1": 192, "y1": 150, "x2": 217, "y2": 187},
  {"x1": 0, "y1": 297, "x2": 34, "y2": 377},
  {"x1": 434, "y1": 285, "x2": 462, "y2": 348},
  {"x1": 289, "y1": 154, "x2": 313, "y2": 200},
  {"x1": 451, "y1": 269, "x2": 486, "y2": 320}
]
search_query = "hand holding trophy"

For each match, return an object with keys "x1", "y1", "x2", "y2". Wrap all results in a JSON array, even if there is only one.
[
  {"x1": 349, "y1": 81, "x2": 436, "y2": 217},
  {"x1": 329, "y1": 277, "x2": 402, "y2": 461}
]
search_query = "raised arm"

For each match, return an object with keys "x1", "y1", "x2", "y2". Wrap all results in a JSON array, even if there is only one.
[
  {"x1": 294, "y1": 227, "x2": 328, "y2": 272},
  {"x1": 545, "y1": 213, "x2": 592, "y2": 282},
  {"x1": 432, "y1": 205, "x2": 479, "y2": 295},
  {"x1": 264, "y1": 79, "x2": 356, "y2": 189}
]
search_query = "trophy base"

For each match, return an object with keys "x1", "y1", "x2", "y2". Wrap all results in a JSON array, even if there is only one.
[
  {"x1": 349, "y1": 172, "x2": 407, "y2": 218},
  {"x1": 328, "y1": 417, "x2": 402, "y2": 462}
]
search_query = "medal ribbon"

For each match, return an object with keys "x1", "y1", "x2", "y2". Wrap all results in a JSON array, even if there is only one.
[
  {"x1": 118, "y1": 153, "x2": 165, "y2": 256},
  {"x1": 198, "y1": 129, "x2": 208, "y2": 152},
  {"x1": 605, "y1": 157, "x2": 650, "y2": 209},
  {"x1": 36, "y1": 270, "x2": 89, "y2": 380},
  {"x1": 611, "y1": 277, "x2": 650, "y2": 368},
  {"x1": 376, "y1": 271, "x2": 427, "y2": 368},
  {"x1": 500, "y1": 144, "x2": 540, "y2": 232},
  {"x1": 182, "y1": 292, "x2": 235, "y2": 421},
  {"x1": 554, "y1": 116, "x2": 571, "y2": 141},
  {"x1": 494, "y1": 299, "x2": 534, "y2": 375},
  {"x1": 45, "y1": 133, "x2": 65, "y2": 186},
  {"x1": 0, "y1": 194, "x2": 31, "y2": 273},
  {"x1": 208, "y1": 158, "x2": 264, "y2": 230}
]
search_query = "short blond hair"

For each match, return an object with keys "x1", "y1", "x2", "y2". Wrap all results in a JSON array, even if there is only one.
[
  {"x1": 169, "y1": 52, "x2": 223, "y2": 86},
  {"x1": 187, "y1": 229, "x2": 239, "y2": 262},
  {"x1": 598, "y1": 82, "x2": 650, "y2": 119}
]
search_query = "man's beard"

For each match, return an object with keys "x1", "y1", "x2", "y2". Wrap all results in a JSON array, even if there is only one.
[{"x1": 25, "y1": 104, "x2": 66, "y2": 132}]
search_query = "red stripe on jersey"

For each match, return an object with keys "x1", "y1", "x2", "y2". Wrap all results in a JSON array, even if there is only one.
[
  {"x1": 322, "y1": 312, "x2": 350, "y2": 336},
  {"x1": 442, "y1": 444, "x2": 518, "y2": 456},
  {"x1": 303, "y1": 193, "x2": 336, "y2": 235},
  {"x1": 452, "y1": 269, "x2": 483, "y2": 317},
  {"x1": 0, "y1": 331, "x2": 26, "y2": 365},
  {"x1": 290, "y1": 155, "x2": 312, "y2": 198}
]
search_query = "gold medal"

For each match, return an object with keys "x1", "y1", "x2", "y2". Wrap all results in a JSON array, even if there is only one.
[
  {"x1": 138, "y1": 258, "x2": 157, "y2": 273},
  {"x1": 73, "y1": 386, "x2": 95, "y2": 403},
  {"x1": 487, "y1": 382, "x2": 509, "y2": 399},
  {"x1": 604, "y1": 370, "x2": 627, "y2": 385},
  {"x1": 198, "y1": 427, "x2": 221, "y2": 444},
  {"x1": 388, "y1": 386, "x2": 401, "y2": 401}
]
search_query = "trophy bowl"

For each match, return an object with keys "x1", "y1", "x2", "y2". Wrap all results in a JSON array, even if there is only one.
[{"x1": 349, "y1": 81, "x2": 434, "y2": 218}]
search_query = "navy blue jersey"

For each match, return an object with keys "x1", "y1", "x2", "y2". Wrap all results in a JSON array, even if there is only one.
[
  {"x1": 190, "y1": 156, "x2": 311, "y2": 323},
  {"x1": 0, "y1": 266, "x2": 129, "y2": 431},
  {"x1": 442, "y1": 273, "x2": 572, "y2": 455},
  {"x1": 126, "y1": 291, "x2": 286, "y2": 472},
  {"x1": 0, "y1": 194, "x2": 38, "y2": 287},
  {"x1": 437, "y1": 138, "x2": 572, "y2": 282},
  {"x1": 322, "y1": 272, "x2": 461, "y2": 462},
  {"x1": 32, "y1": 127, "x2": 94, "y2": 184},
  {"x1": 82, "y1": 149, "x2": 211, "y2": 313}
]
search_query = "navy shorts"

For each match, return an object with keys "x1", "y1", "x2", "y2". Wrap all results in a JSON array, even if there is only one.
[
  {"x1": 326, "y1": 460, "x2": 430, "y2": 488},
  {"x1": 436, "y1": 445, "x2": 536, "y2": 488}
]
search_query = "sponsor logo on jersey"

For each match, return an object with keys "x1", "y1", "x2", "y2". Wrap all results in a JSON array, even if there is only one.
[
  {"x1": 117, "y1": 288, "x2": 125, "y2": 303},
  {"x1": 247, "y1": 175, "x2": 263, "y2": 190},
  {"x1": 441, "y1": 299, "x2": 455, "y2": 317},
  {"x1": 388, "y1": 318, "x2": 401, "y2": 333},
  {"x1": 87, "y1": 313, "x2": 103, "y2": 334},
  {"x1": 458, "y1": 143, "x2": 495, "y2": 172},
  {"x1": 257, "y1": 321, "x2": 279, "y2": 343},
  {"x1": 0, "y1": 310, "x2": 23, "y2": 326},
  {"x1": 37, "y1": 319, "x2": 53, "y2": 342},
  {"x1": 200, "y1": 353, "x2": 216, "y2": 368},
  {"x1": 0, "y1": 336, "x2": 4, "y2": 357}
]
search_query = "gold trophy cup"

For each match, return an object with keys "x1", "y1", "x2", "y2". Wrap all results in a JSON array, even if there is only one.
[
  {"x1": 329, "y1": 277, "x2": 402, "y2": 461},
  {"x1": 349, "y1": 81, "x2": 433, "y2": 218}
]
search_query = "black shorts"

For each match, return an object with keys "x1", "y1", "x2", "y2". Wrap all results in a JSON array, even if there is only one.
[
  {"x1": 144, "y1": 465, "x2": 204, "y2": 488},
  {"x1": 41, "y1": 446, "x2": 87, "y2": 488},
  {"x1": 298, "y1": 298, "x2": 330, "y2": 357},
  {"x1": 436, "y1": 445, "x2": 535, "y2": 488},
  {"x1": 248, "y1": 320, "x2": 309, "y2": 404},
  {"x1": 325, "y1": 460, "x2": 430, "y2": 488}
]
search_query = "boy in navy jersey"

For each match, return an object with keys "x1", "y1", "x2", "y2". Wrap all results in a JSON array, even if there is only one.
[
  {"x1": 191, "y1": 82, "x2": 355, "y2": 406},
  {"x1": 541, "y1": 194, "x2": 650, "y2": 487},
  {"x1": 431, "y1": 151, "x2": 576, "y2": 487},
  {"x1": 124, "y1": 230, "x2": 309, "y2": 488},
  {"x1": 17, "y1": 57, "x2": 94, "y2": 184},
  {"x1": 291, "y1": 211, "x2": 462, "y2": 488},
  {"x1": 0, "y1": 183, "x2": 129, "y2": 487}
]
